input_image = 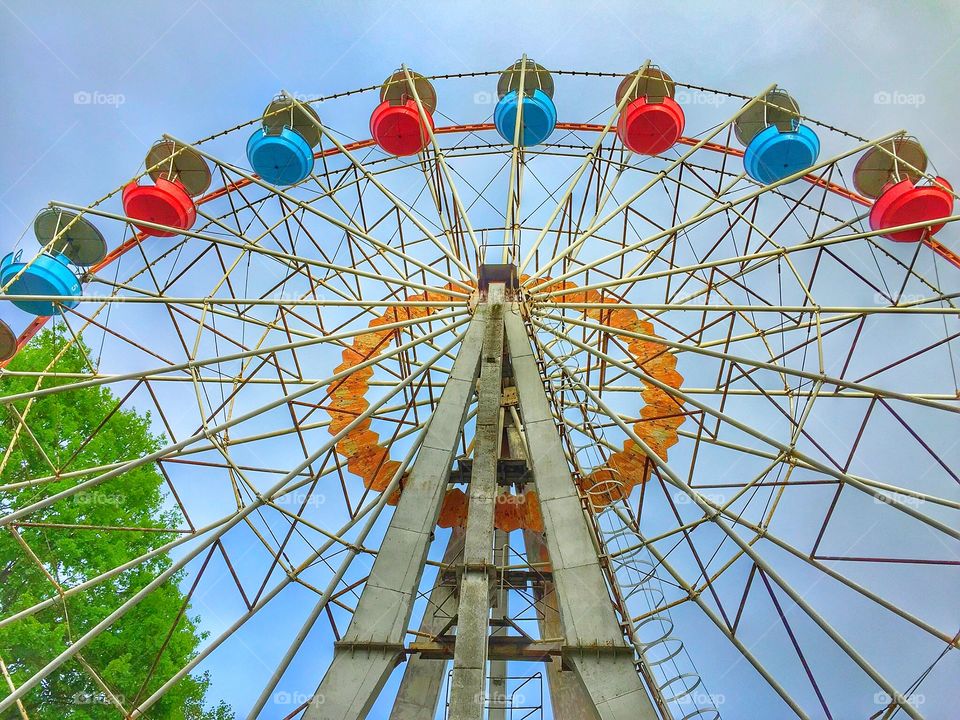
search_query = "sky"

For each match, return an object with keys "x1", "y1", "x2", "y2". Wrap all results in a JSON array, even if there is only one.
[
  {"x1": 1, "y1": 1, "x2": 959, "y2": 719},
  {"x1": 2, "y1": 0, "x2": 960, "y2": 244}
]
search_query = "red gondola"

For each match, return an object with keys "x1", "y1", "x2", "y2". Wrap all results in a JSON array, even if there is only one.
[
  {"x1": 869, "y1": 177, "x2": 954, "y2": 243},
  {"x1": 616, "y1": 65, "x2": 685, "y2": 156},
  {"x1": 122, "y1": 177, "x2": 197, "y2": 237}
]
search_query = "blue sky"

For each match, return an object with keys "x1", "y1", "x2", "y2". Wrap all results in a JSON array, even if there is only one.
[
  {"x1": 3, "y1": 0, "x2": 960, "y2": 245},
  {"x1": 2, "y1": 1, "x2": 959, "y2": 719}
]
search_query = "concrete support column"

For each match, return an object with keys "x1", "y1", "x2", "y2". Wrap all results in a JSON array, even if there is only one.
[
  {"x1": 389, "y1": 527, "x2": 465, "y2": 720},
  {"x1": 304, "y1": 306, "x2": 488, "y2": 720},
  {"x1": 507, "y1": 384, "x2": 599, "y2": 720},
  {"x1": 504, "y1": 304, "x2": 659, "y2": 720},
  {"x1": 449, "y1": 285, "x2": 505, "y2": 719},
  {"x1": 487, "y1": 527, "x2": 509, "y2": 720},
  {"x1": 523, "y1": 529, "x2": 603, "y2": 720}
]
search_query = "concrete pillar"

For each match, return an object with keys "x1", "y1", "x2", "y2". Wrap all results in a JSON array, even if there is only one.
[
  {"x1": 304, "y1": 307, "x2": 488, "y2": 720},
  {"x1": 504, "y1": 304, "x2": 659, "y2": 720},
  {"x1": 389, "y1": 527, "x2": 464, "y2": 720},
  {"x1": 449, "y1": 285, "x2": 505, "y2": 719}
]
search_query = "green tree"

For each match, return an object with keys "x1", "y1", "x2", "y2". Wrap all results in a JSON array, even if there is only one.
[{"x1": 0, "y1": 330, "x2": 233, "y2": 719}]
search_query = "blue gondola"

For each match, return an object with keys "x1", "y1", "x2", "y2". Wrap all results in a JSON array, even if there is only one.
[
  {"x1": 0, "y1": 251, "x2": 81, "y2": 316},
  {"x1": 744, "y1": 123, "x2": 820, "y2": 185},
  {"x1": 494, "y1": 89, "x2": 557, "y2": 147},
  {"x1": 246, "y1": 126, "x2": 315, "y2": 186}
]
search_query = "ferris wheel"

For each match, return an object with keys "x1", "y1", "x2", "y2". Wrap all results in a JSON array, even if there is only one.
[{"x1": 0, "y1": 57, "x2": 958, "y2": 720}]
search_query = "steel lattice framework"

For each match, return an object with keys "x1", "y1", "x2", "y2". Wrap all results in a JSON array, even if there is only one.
[{"x1": 0, "y1": 65, "x2": 958, "y2": 720}]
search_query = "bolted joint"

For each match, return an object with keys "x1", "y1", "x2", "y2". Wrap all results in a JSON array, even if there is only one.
[
  {"x1": 457, "y1": 561, "x2": 498, "y2": 585},
  {"x1": 332, "y1": 640, "x2": 406, "y2": 666},
  {"x1": 560, "y1": 641, "x2": 637, "y2": 668}
]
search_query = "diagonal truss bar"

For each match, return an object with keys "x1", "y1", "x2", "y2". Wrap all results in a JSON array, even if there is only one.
[
  {"x1": 535, "y1": 310, "x2": 960, "y2": 415},
  {"x1": 0, "y1": 308, "x2": 464, "y2": 405},
  {"x1": 518, "y1": 62, "x2": 649, "y2": 275},
  {"x1": 286, "y1": 93, "x2": 476, "y2": 282},
  {"x1": 130, "y1": 482, "x2": 390, "y2": 718},
  {"x1": 160, "y1": 134, "x2": 474, "y2": 294},
  {"x1": 532, "y1": 331, "x2": 932, "y2": 720},
  {"x1": 51, "y1": 200, "x2": 468, "y2": 300},
  {"x1": 531, "y1": 316, "x2": 960, "y2": 541},
  {"x1": 401, "y1": 64, "x2": 484, "y2": 260},
  {"x1": 526, "y1": 129, "x2": 905, "y2": 294},
  {"x1": 0, "y1": 314, "x2": 469, "y2": 526},
  {"x1": 523, "y1": 83, "x2": 778, "y2": 285},
  {"x1": 534, "y1": 211, "x2": 960, "y2": 300},
  {"x1": 503, "y1": 304, "x2": 659, "y2": 720},
  {"x1": 0, "y1": 323, "x2": 472, "y2": 715},
  {"x1": 302, "y1": 304, "x2": 488, "y2": 720}
]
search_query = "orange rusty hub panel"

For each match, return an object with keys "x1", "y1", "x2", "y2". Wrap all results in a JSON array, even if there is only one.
[{"x1": 324, "y1": 279, "x2": 684, "y2": 531}]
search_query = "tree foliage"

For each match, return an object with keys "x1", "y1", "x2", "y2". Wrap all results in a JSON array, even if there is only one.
[{"x1": 0, "y1": 330, "x2": 232, "y2": 719}]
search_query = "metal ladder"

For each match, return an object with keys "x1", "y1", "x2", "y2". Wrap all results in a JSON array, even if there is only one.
[{"x1": 538, "y1": 311, "x2": 721, "y2": 720}]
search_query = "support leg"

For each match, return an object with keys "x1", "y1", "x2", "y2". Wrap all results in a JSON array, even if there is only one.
[
  {"x1": 523, "y1": 530, "x2": 602, "y2": 720},
  {"x1": 304, "y1": 308, "x2": 489, "y2": 720},
  {"x1": 508, "y1": 396, "x2": 600, "y2": 719},
  {"x1": 449, "y1": 286, "x2": 505, "y2": 719},
  {"x1": 389, "y1": 527, "x2": 465, "y2": 720},
  {"x1": 487, "y1": 528, "x2": 509, "y2": 720},
  {"x1": 504, "y1": 304, "x2": 658, "y2": 720}
]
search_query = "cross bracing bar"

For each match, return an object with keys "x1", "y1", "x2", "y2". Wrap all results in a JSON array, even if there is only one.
[
  {"x1": 530, "y1": 330, "x2": 934, "y2": 720},
  {"x1": 534, "y1": 310, "x2": 960, "y2": 416}
]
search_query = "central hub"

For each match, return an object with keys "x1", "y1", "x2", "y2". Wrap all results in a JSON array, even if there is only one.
[{"x1": 478, "y1": 263, "x2": 519, "y2": 298}]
